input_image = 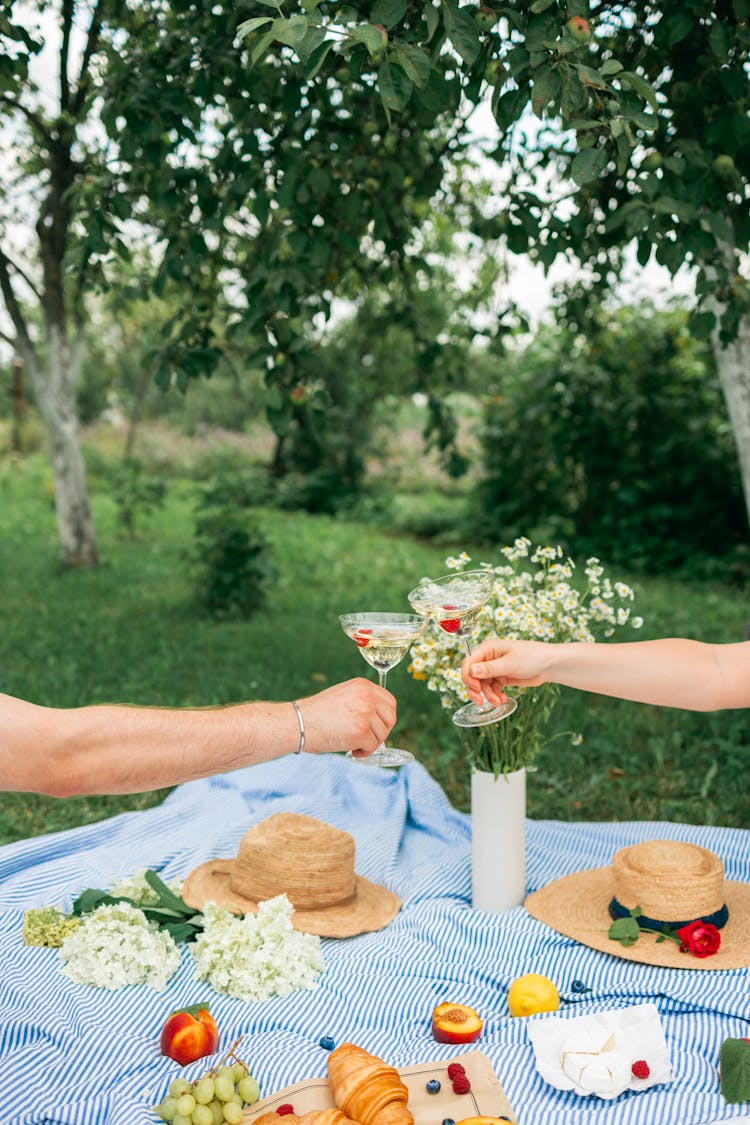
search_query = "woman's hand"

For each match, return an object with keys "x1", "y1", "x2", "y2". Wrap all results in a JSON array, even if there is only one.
[{"x1": 461, "y1": 638, "x2": 554, "y2": 706}]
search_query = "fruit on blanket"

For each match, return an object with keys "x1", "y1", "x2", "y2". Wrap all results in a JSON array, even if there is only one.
[
  {"x1": 452, "y1": 1074, "x2": 472, "y2": 1094},
  {"x1": 456, "y1": 1118, "x2": 512, "y2": 1125},
  {"x1": 154, "y1": 1052, "x2": 260, "y2": 1123},
  {"x1": 506, "y1": 973, "x2": 559, "y2": 1017},
  {"x1": 431, "y1": 1002, "x2": 483, "y2": 1043},
  {"x1": 160, "y1": 1003, "x2": 219, "y2": 1065}
]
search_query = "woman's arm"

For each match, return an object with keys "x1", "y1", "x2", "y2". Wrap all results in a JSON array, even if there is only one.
[
  {"x1": 0, "y1": 678, "x2": 396, "y2": 797},
  {"x1": 462, "y1": 638, "x2": 750, "y2": 712}
]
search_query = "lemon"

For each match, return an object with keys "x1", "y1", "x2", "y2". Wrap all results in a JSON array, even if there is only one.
[{"x1": 506, "y1": 972, "x2": 560, "y2": 1017}]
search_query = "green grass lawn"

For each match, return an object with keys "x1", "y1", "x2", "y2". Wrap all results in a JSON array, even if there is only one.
[{"x1": 1, "y1": 451, "x2": 748, "y2": 845}]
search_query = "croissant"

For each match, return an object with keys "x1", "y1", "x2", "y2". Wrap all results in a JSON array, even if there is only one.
[
  {"x1": 327, "y1": 1044, "x2": 413, "y2": 1125},
  {"x1": 299, "y1": 1111, "x2": 362, "y2": 1125}
]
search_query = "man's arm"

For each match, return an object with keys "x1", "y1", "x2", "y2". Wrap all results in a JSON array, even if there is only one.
[{"x1": 0, "y1": 678, "x2": 396, "y2": 797}]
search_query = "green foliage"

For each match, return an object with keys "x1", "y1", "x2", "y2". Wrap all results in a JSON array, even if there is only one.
[
  {"x1": 111, "y1": 461, "x2": 168, "y2": 539},
  {"x1": 195, "y1": 465, "x2": 275, "y2": 511},
  {"x1": 71, "y1": 870, "x2": 204, "y2": 943},
  {"x1": 476, "y1": 305, "x2": 746, "y2": 570},
  {"x1": 720, "y1": 1039, "x2": 750, "y2": 1104},
  {"x1": 271, "y1": 0, "x2": 749, "y2": 339},
  {"x1": 267, "y1": 218, "x2": 511, "y2": 509},
  {"x1": 191, "y1": 492, "x2": 275, "y2": 620}
]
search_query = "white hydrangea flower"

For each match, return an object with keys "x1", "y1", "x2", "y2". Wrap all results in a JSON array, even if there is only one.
[
  {"x1": 59, "y1": 902, "x2": 180, "y2": 991},
  {"x1": 108, "y1": 869, "x2": 184, "y2": 905},
  {"x1": 192, "y1": 895, "x2": 324, "y2": 1003}
]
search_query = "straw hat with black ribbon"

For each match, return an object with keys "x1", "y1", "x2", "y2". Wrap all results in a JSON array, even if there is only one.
[
  {"x1": 182, "y1": 812, "x2": 401, "y2": 938},
  {"x1": 524, "y1": 838, "x2": 750, "y2": 970}
]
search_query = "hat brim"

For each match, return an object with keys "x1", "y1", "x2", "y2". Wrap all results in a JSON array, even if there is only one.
[
  {"x1": 524, "y1": 866, "x2": 750, "y2": 970},
  {"x1": 182, "y1": 859, "x2": 401, "y2": 938}
]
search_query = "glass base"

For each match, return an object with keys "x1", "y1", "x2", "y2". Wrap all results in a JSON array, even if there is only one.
[
  {"x1": 452, "y1": 696, "x2": 518, "y2": 728},
  {"x1": 346, "y1": 746, "x2": 414, "y2": 768}
]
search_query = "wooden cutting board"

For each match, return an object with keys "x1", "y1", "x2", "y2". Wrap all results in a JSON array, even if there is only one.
[{"x1": 242, "y1": 1049, "x2": 517, "y2": 1125}]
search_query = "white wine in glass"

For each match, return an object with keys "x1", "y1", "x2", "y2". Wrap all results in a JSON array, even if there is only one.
[
  {"x1": 339, "y1": 611, "x2": 426, "y2": 767},
  {"x1": 408, "y1": 569, "x2": 518, "y2": 728}
]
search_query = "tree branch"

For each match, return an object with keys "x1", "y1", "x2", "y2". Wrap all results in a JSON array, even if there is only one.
[
  {"x1": 1, "y1": 250, "x2": 42, "y2": 303},
  {"x1": 0, "y1": 93, "x2": 53, "y2": 145},
  {"x1": 0, "y1": 246, "x2": 39, "y2": 365},
  {"x1": 72, "y1": 0, "x2": 106, "y2": 115},
  {"x1": 60, "y1": 0, "x2": 74, "y2": 112}
]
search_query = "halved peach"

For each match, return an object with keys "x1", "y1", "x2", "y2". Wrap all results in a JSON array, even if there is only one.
[{"x1": 431, "y1": 1002, "x2": 483, "y2": 1044}]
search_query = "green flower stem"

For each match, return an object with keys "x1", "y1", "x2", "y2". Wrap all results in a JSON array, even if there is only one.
[{"x1": 465, "y1": 683, "x2": 559, "y2": 777}]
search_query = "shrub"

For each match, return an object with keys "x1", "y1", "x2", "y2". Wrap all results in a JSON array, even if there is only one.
[
  {"x1": 191, "y1": 504, "x2": 274, "y2": 619},
  {"x1": 110, "y1": 460, "x2": 168, "y2": 539},
  {"x1": 476, "y1": 306, "x2": 746, "y2": 571}
]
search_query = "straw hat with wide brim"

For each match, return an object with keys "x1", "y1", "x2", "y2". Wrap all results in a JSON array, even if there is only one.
[
  {"x1": 524, "y1": 838, "x2": 750, "y2": 970},
  {"x1": 182, "y1": 812, "x2": 401, "y2": 938}
]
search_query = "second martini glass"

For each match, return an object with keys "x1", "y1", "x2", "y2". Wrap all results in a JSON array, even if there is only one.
[
  {"x1": 339, "y1": 611, "x2": 426, "y2": 767},
  {"x1": 407, "y1": 569, "x2": 518, "y2": 728}
]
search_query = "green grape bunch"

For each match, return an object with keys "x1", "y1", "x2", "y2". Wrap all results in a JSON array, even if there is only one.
[{"x1": 154, "y1": 1050, "x2": 261, "y2": 1125}]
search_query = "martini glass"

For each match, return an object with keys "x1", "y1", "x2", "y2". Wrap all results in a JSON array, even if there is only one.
[
  {"x1": 407, "y1": 569, "x2": 518, "y2": 728},
  {"x1": 339, "y1": 611, "x2": 426, "y2": 768}
]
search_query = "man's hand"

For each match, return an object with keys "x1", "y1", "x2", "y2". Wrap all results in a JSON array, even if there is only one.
[{"x1": 300, "y1": 678, "x2": 397, "y2": 757}]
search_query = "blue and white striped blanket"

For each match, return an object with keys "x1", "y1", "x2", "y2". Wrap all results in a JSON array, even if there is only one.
[{"x1": 1, "y1": 754, "x2": 749, "y2": 1125}]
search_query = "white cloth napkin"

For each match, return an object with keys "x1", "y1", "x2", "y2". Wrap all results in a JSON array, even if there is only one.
[{"x1": 526, "y1": 1002, "x2": 673, "y2": 1100}]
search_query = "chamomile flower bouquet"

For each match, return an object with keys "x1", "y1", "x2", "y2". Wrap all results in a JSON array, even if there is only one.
[{"x1": 408, "y1": 538, "x2": 644, "y2": 777}]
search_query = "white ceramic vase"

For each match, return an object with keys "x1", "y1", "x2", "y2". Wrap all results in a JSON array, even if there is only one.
[{"x1": 471, "y1": 766, "x2": 526, "y2": 913}]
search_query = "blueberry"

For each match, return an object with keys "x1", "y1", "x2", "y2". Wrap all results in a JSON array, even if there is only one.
[
  {"x1": 319, "y1": 1036, "x2": 335, "y2": 1051},
  {"x1": 426, "y1": 1079, "x2": 441, "y2": 1094},
  {"x1": 441, "y1": 1118, "x2": 455, "y2": 1125},
  {"x1": 570, "y1": 980, "x2": 589, "y2": 994}
]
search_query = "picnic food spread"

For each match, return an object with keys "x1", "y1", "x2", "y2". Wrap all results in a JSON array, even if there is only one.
[{"x1": 15, "y1": 801, "x2": 750, "y2": 1122}]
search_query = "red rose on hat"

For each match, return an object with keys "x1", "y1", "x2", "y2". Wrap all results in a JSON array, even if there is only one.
[{"x1": 676, "y1": 920, "x2": 721, "y2": 958}]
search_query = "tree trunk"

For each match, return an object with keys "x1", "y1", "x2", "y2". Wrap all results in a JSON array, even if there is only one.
[
  {"x1": 711, "y1": 312, "x2": 750, "y2": 534},
  {"x1": 11, "y1": 357, "x2": 25, "y2": 453},
  {"x1": 23, "y1": 325, "x2": 99, "y2": 567}
]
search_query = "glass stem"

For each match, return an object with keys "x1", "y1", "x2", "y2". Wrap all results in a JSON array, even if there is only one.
[
  {"x1": 460, "y1": 635, "x2": 490, "y2": 709},
  {"x1": 376, "y1": 669, "x2": 388, "y2": 751}
]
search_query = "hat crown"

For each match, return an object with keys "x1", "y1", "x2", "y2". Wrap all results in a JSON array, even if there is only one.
[
  {"x1": 230, "y1": 812, "x2": 357, "y2": 910},
  {"x1": 612, "y1": 839, "x2": 724, "y2": 920}
]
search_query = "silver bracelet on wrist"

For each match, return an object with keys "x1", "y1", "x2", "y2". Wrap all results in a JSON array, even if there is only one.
[{"x1": 291, "y1": 700, "x2": 305, "y2": 755}]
